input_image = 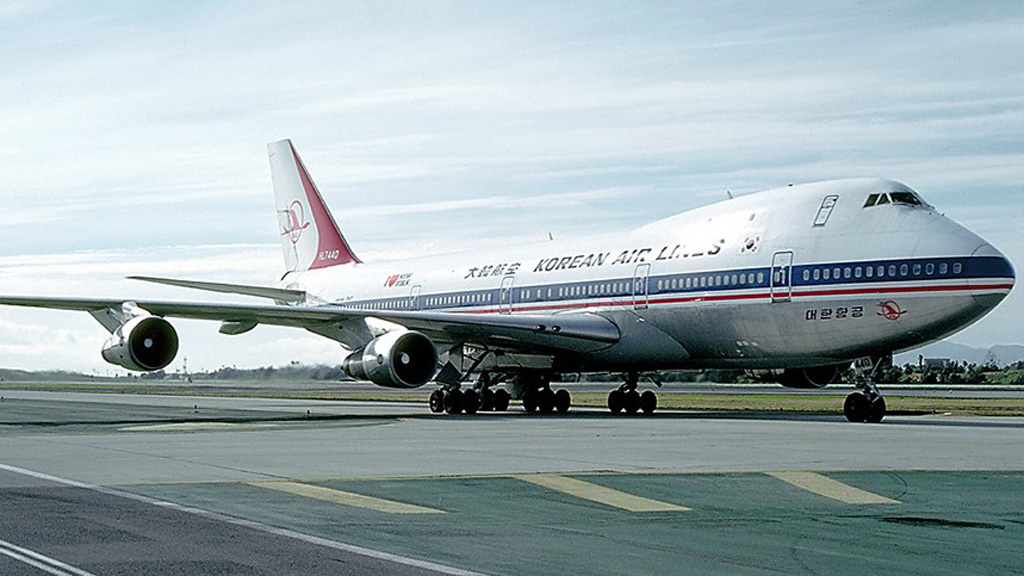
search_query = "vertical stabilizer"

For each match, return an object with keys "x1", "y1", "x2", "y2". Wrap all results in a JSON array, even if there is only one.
[{"x1": 268, "y1": 139, "x2": 360, "y2": 272}]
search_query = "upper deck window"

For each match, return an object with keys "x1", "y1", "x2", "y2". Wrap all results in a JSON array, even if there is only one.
[{"x1": 863, "y1": 191, "x2": 925, "y2": 208}]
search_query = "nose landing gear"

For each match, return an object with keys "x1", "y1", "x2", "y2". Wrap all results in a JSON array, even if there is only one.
[{"x1": 844, "y1": 357, "x2": 887, "y2": 423}]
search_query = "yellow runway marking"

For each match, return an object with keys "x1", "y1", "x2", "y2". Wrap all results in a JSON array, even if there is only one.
[
  {"x1": 250, "y1": 481, "x2": 445, "y2": 514},
  {"x1": 514, "y1": 474, "x2": 689, "y2": 512},
  {"x1": 767, "y1": 471, "x2": 900, "y2": 504}
]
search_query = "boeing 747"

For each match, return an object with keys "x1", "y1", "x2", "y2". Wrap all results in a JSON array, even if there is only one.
[{"x1": 0, "y1": 140, "x2": 1014, "y2": 422}]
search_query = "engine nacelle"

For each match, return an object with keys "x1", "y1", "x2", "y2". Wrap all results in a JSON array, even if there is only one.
[
  {"x1": 101, "y1": 315, "x2": 179, "y2": 372},
  {"x1": 342, "y1": 330, "x2": 438, "y2": 389},
  {"x1": 770, "y1": 363, "x2": 848, "y2": 389}
]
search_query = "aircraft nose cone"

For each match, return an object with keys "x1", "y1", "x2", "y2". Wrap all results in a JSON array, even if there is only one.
[{"x1": 970, "y1": 243, "x2": 1014, "y2": 309}]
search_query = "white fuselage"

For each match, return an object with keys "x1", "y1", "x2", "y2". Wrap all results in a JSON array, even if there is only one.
[{"x1": 279, "y1": 179, "x2": 1014, "y2": 372}]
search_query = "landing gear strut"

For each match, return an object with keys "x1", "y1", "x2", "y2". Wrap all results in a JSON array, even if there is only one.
[
  {"x1": 844, "y1": 357, "x2": 887, "y2": 423},
  {"x1": 607, "y1": 372, "x2": 658, "y2": 415}
]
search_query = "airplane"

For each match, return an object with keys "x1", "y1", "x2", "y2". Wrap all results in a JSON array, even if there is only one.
[{"x1": 0, "y1": 140, "x2": 1014, "y2": 422}]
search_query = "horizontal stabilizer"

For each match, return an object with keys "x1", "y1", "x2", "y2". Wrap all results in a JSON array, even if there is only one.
[{"x1": 128, "y1": 276, "x2": 306, "y2": 304}]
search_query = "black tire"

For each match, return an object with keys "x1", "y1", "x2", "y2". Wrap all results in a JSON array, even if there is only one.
[
  {"x1": 607, "y1": 389, "x2": 624, "y2": 414},
  {"x1": 443, "y1": 389, "x2": 464, "y2": 415},
  {"x1": 844, "y1": 392, "x2": 870, "y2": 422},
  {"x1": 480, "y1": 388, "x2": 495, "y2": 411},
  {"x1": 640, "y1": 390, "x2": 657, "y2": 415},
  {"x1": 554, "y1": 389, "x2": 571, "y2": 414},
  {"x1": 623, "y1": 390, "x2": 641, "y2": 415},
  {"x1": 522, "y1": 389, "x2": 538, "y2": 413},
  {"x1": 866, "y1": 396, "x2": 886, "y2": 423},
  {"x1": 537, "y1": 388, "x2": 556, "y2": 414},
  {"x1": 463, "y1": 389, "x2": 481, "y2": 415},
  {"x1": 493, "y1": 389, "x2": 511, "y2": 412},
  {"x1": 428, "y1": 389, "x2": 445, "y2": 413}
]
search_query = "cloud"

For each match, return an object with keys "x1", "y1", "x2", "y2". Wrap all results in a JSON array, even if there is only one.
[{"x1": 1, "y1": 2, "x2": 1022, "y2": 369}]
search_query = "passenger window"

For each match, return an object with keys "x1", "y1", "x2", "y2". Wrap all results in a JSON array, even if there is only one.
[
  {"x1": 953, "y1": 262, "x2": 963, "y2": 274},
  {"x1": 865, "y1": 266, "x2": 873, "y2": 278},
  {"x1": 844, "y1": 267, "x2": 852, "y2": 279},
  {"x1": 823, "y1": 268, "x2": 831, "y2": 280},
  {"x1": 913, "y1": 263, "x2": 922, "y2": 275},
  {"x1": 757, "y1": 272, "x2": 765, "y2": 284},
  {"x1": 926, "y1": 263, "x2": 935, "y2": 275},
  {"x1": 802, "y1": 270, "x2": 810, "y2": 281},
  {"x1": 813, "y1": 268, "x2": 821, "y2": 281},
  {"x1": 900, "y1": 264, "x2": 909, "y2": 276},
  {"x1": 939, "y1": 263, "x2": 948, "y2": 275},
  {"x1": 855, "y1": 267, "x2": 862, "y2": 279}
]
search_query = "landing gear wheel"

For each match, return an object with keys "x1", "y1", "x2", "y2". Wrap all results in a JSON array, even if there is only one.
[
  {"x1": 443, "y1": 389, "x2": 465, "y2": 415},
  {"x1": 522, "y1": 389, "x2": 538, "y2": 413},
  {"x1": 463, "y1": 389, "x2": 481, "y2": 415},
  {"x1": 639, "y1": 390, "x2": 657, "y2": 415},
  {"x1": 844, "y1": 392, "x2": 870, "y2": 423},
  {"x1": 554, "y1": 389, "x2": 571, "y2": 414},
  {"x1": 493, "y1": 389, "x2": 511, "y2": 412},
  {"x1": 867, "y1": 396, "x2": 886, "y2": 423},
  {"x1": 608, "y1": 389, "x2": 624, "y2": 414},
  {"x1": 537, "y1": 388, "x2": 556, "y2": 414},
  {"x1": 479, "y1": 388, "x2": 495, "y2": 411},
  {"x1": 428, "y1": 389, "x2": 445, "y2": 413},
  {"x1": 623, "y1": 390, "x2": 641, "y2": 415}
]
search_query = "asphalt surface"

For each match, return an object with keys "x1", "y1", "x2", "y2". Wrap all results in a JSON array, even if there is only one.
[{"x1": 1, "y1": 390, "x2": 1023, "y2": 574}]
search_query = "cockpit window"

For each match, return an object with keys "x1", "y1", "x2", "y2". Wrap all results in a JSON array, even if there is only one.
[
  {"x1": 864, "y1": 191, "x2": 927, "y2": 208},
  {"x1": 890, "y1": 191, "x2": 923, "y2": 205}
]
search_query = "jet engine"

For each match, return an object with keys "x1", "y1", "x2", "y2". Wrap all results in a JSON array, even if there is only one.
[
  {"x1": 342, "y1": 330, "x2": 438, "y2": 389},
  {"x1": 770, "y1": 363, "x2": 848, "y2": 389},
  {"x1": 101, "y1": 315, "x2": 179, "y2": 372}
]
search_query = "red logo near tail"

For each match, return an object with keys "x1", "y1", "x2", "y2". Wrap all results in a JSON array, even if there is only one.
[{"x1": 282, "y1": 200, "x2": 311, "y2": 245}]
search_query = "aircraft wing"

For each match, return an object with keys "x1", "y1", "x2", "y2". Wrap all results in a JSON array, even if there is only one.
[{"x1": 0, "y1": 296, "x2": 620, "y2": 354}]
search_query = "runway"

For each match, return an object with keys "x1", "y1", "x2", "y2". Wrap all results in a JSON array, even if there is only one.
[{"x1": 1, "y1": 390, "x2": 1023, "y2": 574}]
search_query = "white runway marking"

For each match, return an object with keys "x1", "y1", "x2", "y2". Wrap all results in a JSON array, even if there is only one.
[{"x1": 0, "y1": 537, "x2": 96, "y2": 576}]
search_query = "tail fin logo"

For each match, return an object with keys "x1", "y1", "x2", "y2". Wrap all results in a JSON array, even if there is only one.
[{"x1": 281, "y1": 200, "x2": 312, "y2": 245}]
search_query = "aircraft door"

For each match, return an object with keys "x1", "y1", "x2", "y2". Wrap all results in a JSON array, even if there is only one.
[
  {"x1": 633, "y1": 263, "x2": 651, "y2": 310},
  {"x1": 410, "y1": 285, "x2": 422, "y2": 311},
  {"x1": 499, "y1": 275, "x2": 515, "y2": 314},
  {"x1": 770, "y1": 251, "x2": 793, "y2": 303}
]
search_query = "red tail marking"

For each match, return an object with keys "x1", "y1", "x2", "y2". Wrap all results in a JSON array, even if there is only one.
[{"x1": 290, "y1": 144, "x2": 361, "y2": 267}]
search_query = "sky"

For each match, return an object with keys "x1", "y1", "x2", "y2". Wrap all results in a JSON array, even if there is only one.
[{"x1": 1, "y1": 1, "x2": 1022, "y2": 373}]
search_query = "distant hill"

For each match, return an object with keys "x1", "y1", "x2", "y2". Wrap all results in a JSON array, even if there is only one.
[
  {"x1": 895, "y1": 342, "x2": 1024, "y2": 367},
  {"x1": 0, "y1": 369, "x2": 98, "y2": 382}
]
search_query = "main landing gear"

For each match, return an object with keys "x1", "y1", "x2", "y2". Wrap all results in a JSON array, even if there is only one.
[
  {"x1": 843, "y1": 357, "x2": 887, "y2": 423},
  {"x1": 607, "y1": 372, "x2": 658, "y2": 415},
  {"x1": 517, "y1": 373, "x2": 572, "y2": 415},
  {"x1": 428, "y1": 372, "x2": 511, "y2": 415}
]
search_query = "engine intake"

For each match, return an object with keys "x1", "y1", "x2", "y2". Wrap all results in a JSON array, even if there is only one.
[
  {"x1": 343, "y1": 330, "x2": 438, "y2": 389},
  {"x1": 101, "y1": 315, "x2": 179, "y2": 372},
  {"x1": 773, "y1": 363, "x2": 848, "y2": 389}
]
